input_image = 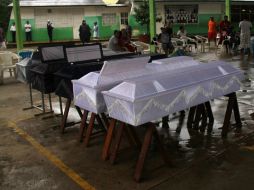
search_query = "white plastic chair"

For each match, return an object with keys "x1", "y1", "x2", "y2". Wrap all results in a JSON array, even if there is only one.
[
  {"x1": 0, "y1": 51, "x2": 20, "y2": 84},
  {"x1": 171, "y1": 38, "x2": 187, "y2": 50},
  {"x1": 195, "y1": 35, "x2": 209, "y2": 52},
  {"x1": 132, "y1": 41, "x2": 150, "y2": 54}
]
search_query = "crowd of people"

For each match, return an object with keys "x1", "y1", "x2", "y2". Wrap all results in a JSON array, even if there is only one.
[
  {"x1": 107, "y1": 23, "x2": 137, "y2": 52},
  {"x1": 207, "y1": 15, "x2": 252, "y2": 59},
  {"x1": 154, "y1": 15, "x2": 252, "y2": 58},
  {"x1": 1, "y1": 15, "x2": 252, "y2": 60}
]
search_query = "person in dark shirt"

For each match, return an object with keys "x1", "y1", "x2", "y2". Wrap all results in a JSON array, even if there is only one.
[
  {"x1": 158, "y1": 27, "x2": 174, "y2": 55},
  {"x1": 219, "y1": 15, "x2": 231, "y2": 45},
  {"x1": 79, "y1": 20, "x2": 91, "y2": 44},
  {"x1": 47, "y1": 20, "x2": 54, "y2": 42}
]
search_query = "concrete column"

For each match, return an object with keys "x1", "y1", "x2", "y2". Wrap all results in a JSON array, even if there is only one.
[
  {"x1": 149, "y1": 0, "x2": 156, "y2": 53},
  {"x1": 13, "y1": 0, "x2": 23, "y2": 50},
  {"x1": 225, "y1": 0, "x2": 231, "y2": 21}
]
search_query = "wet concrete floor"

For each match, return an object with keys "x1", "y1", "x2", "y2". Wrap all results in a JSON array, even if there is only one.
[{"x1": 1, "y1": 51, "x2": 254, "y2": 190}]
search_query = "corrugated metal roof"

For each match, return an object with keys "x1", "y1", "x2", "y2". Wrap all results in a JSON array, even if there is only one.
[
  {"x1": 154, "y1": 0, "x2": 254, "y2": 1},
  {"x1": 9, "y1": 0, "x2": 127, "y2": 7},
  {"x1": 10, "y1": 0, "x2": 254, "y2": 7}
]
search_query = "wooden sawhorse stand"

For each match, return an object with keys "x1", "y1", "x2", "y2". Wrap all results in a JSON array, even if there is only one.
[
  {"x1": 79, "y1": 111, "x2": 109, "y2": 147},
  {"x1": 187, "y1": 101, "x2": 214, "y2": 132},
  {"x1": 60, "y1": 98, "x2": 83, "y2": 133},
  {"x1": 102, "y1": 119, "x2": 170, "y2": 182},
  {"x1": 187, "y1": 92, "x2": 242, "y2": 137},
  {"x1": 221, "y1": 92, "x2": 242, "y2": 137}
]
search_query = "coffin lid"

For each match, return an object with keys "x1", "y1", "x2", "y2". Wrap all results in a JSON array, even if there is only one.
[
  {"x1": 148, "y1": 56, "x2": 199, "y2": 72},
  {"x1": 72, "y1": 56, "x2": 200, "y2": 88},
  {"x1": 72, "y1": 56, "x2": 151, "y2": 88},
  {"x1": 103, "y1": 61, "x2": 243, "y2": 102}
]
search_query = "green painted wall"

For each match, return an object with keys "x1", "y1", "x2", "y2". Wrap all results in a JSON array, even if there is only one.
[
  {"x1": 7, "y1": 19, "x2": 73, "y2": 42},
  {"x1": 129, "y1": 15, "x2": 147, "y2": 36}
]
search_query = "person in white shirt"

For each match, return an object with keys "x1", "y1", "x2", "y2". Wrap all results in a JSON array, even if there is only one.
[
  {"x1": 177, "y1": 25, "x2": 197, "y2": 51},
  {"x1": 108, "y1": 30, "x2": 121, "y2": 52},
  {"x1": 93, "y1": 22, "x2": 99, "y2": 39},
  {"x1": 239, "y1": 15, "x2": 252, "y2": 60},
  {"x1": 24, "y1": 20, "x2": 32, "y2": 41},
  {"x1": 10, "y1": 22, "x2": 16, "y2": 43}
]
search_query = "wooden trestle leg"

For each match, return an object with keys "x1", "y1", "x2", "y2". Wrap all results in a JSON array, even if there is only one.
[
  {"x1": 162, "y1": 116, "x2": 169, "y2": 128},
  {"x1": 193, "y1": 104, "x2": 203, "y2": 129},
  {"x1": 110, "y1": 122, "x2": 125, "y2": 164},
  {"x1": 108, "y1": 124, "x2": 141, "y2": 164},
  {"x1": 187, "y1": 106, "x2": 196, "y2": 128},
  {"x1": 60, "y1": 98, "x2": 71, "y2": 133},
  {"x1": 102, "y1": 119, "x2": 117, "y2": 161},
  {"x1": 134, "y1": 123, "x2": 169, "y2": 182},
  {"x1": 205, "y1": 102, "x2": 214, "y2": 124},
  {"x1": 222, "y1": 92, "x2": 242, "y2": 137},
  {"x1": 84, "y1": 113, "x2": 96, "y2": 147},
  {"x1": 75, "y1": 106, "x2": 83, "y2": 118},
  {"x1": 79, "y1": 110, "x2": 88, "y2": 142},
  {"x1": 187, "y1": 102, "x2": 214, "y2": 131},
  {"x1": 100, "y1": 113, "x2": 109, "y2": 128}
]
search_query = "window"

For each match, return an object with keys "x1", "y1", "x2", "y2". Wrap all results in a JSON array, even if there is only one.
[
  {"x1": 164, "y1": 5, "x2": 198, "y2": 24},
  {"x1": 102, "y1": 13, "x2": 117, "y2": 26},
  {"x1": 120, "y1": 12, "x2": 128, "y2": 25}
]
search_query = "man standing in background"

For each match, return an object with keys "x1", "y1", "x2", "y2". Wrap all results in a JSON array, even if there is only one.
[
  {"x1": 208, "y1": 16, "x2": 217, "y2": 46},
  {"x1": 79, "y1": 20, "x2": 91, "y2": 44},
  {"x1": 24, "y1": 20, "x2": 32, "y2": 41},
  {"x1": 47, "y1": 20, "x2": 54, "y2": 42},
  {"x1": 239, "y1": 15, "x2": 252, "y2": 61}
]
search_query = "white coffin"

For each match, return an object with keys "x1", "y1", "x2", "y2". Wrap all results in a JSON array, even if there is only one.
[
  {"x1": 103, "y1": 61, "x2": 244, "y2": 126},
  {"x1": 72, "y1": 56, "x2": 199, "y2": 114}
]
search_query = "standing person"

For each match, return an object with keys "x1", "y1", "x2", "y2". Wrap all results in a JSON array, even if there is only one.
[
  {"x1": 93, "y1": 22, "x2": 99, "y2": 39},
  {"x1": 239, "y1": 15, "x2": 252, "y2": 60},
  {"x1": 10, "y1": 22, "x2": 16, "y2": 43},
  {"x1": 158, "y1": 27, "x2": 174, "y2": 55},
  {"x1": 125, "y1": 21, "x2": 132, "y2": 39},
  {"x1": 79, "y1": 20, "x2": 91, "y2": 44},
  {"x1": 24, "y1": 20, "x2": 32, "y2": 41},
  {"x1": 47, "y1": 20, "x2": 54, "y2": 42},
  {"x1": 219, "y1": 15, "x2": 231, "y2": 44},
  {"x1": 208, "y1": 16, "x2": 217, "y2": 45}
]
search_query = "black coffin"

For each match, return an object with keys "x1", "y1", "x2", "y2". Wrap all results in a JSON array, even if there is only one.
[
  {"x1": 55, "y1": 62, "x2": 103, "y2": 99},
  {"x1": 102, "y1": 48, "x2": 136, "y2": 60},
  {"x1": 29, "y1": 44, "x2": 68, "y2": 94},
  {"x1": 55, "y1": 44, "x2": 104, "y2": 99}
]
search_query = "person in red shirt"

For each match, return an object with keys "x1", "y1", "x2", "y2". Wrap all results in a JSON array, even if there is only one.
[
  {"x1": 219, "y1": 15, "x2": 231, "y2": 44},
  {"x1": 118, "y1": 29, "x2": 136, "y2": 52},
  {"x1": 208, "y1": 17, "x2": 217, "y2": 45}
]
